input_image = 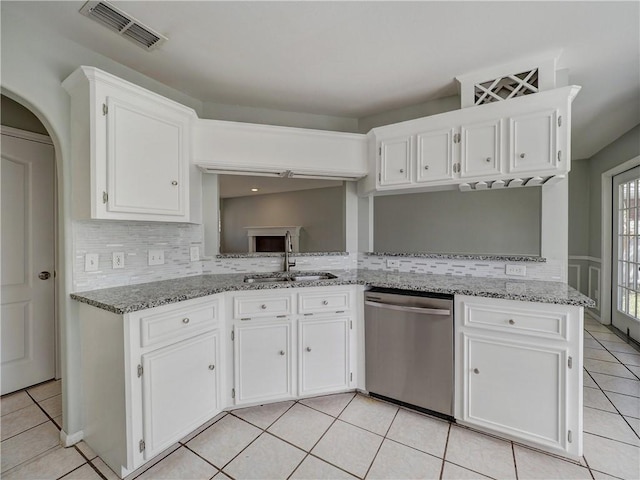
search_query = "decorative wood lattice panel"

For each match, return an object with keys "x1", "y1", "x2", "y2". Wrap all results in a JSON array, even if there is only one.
[{"x1": 474, "y1": 69, "x2": 539, "y2": 106}]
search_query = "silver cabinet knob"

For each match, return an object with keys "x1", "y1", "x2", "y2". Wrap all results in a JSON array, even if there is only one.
[
  {"x1": 519, "y1": 153, "x2": 526, "y2": 159},
  {"x1": 399, "y1": 169, "x2": 404, "y2": 173},
  {"x1": 208, "y1": 364, "x2": 215, "y2": 370},
  {"x1": 279, "y1": 350, "x2": 285, "y2": 356},
  {"x1": 38, "y1": 271, "x2": 51, "y2": 280},
  {"x1": 171, "y1": 180, "x2": 178, "y2": 186},
  {"x1": 508, "y1": 319, "x2": 515, "y2": 325},
  {"x1": 322, "y1": 300, "x2": 328, "y2": 305},
  {"x1": 306, "y1": 347, "x2": 312, "y2": 352},
  {"x1": 424, "y1": 165, "x2": 429, "y2": 170},
  {"x1": 261, "y1": 304, "x2": 267, "y2": 309},
  {"x1": 473, "y1": 368, "x2": 480, "y2": 374},
  {"x1": 485, "y1": 157, "x2": 491, "y2": 163},
  {"x1": 182, "y1": 318, "x2": 190, "y2": 324}
]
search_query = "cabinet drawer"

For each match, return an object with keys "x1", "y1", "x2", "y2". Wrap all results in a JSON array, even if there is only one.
[
  {"x1": 299, "y1": 291, "x2": 351, "y2": 314},
  {"x1": 463, "y1": 303, "x2": 567, "y2": 340},
  {"x1": 140, "y1": 303, "x2": 218, "y2": 348},
  {"x1": 233, "y1": 295, "x2": 292, "y2": 319}
]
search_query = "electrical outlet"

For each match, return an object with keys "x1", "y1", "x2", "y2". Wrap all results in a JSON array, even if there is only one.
[
  {"x1": 190, "y1": 246, "x2": 200, "y2": 262},
  {"x1": 148, "y1": 249, "x2": 165, "y2": 266},
  {"x1": 112, "y1": 252, "x2": 125, "y2": 269},
  {"x1": 85, "y1": 253, "x2": 99, "y2": 272},
  {"x1": 505, "y1": 264, "x2": 527, "y2": 276},
  {"x1": 386, "y1": 258, "x2": 400, "y2": 268}
]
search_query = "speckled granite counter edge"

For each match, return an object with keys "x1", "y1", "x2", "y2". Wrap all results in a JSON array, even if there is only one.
[
  {"x1": 365, "y1": 252, "x2": 547, "y2": 262},
  {"x1": 216, "y1": 251, "x2": 349, "y2": 259},
  {"x1": 71, "y1": 272, "x2": 595, "y2": 315}
]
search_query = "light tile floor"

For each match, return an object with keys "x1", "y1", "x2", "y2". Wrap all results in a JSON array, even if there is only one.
[{"x1": 2, "y1": 316, "x2": 639, "y2": 480}]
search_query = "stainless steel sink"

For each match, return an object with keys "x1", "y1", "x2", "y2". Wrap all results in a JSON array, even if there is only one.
[{"x1": 244, "y1": 272, "x2": 337, "y2": 283}]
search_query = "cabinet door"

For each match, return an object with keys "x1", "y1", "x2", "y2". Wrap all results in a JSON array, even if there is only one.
[
  {"x1": 460, "y1": 119, "x2": 502, "y2": 178},
  {"x1": 234, "y1": 322, "x2": 292, "y2": 404},
  {"x1": 106, "y1": 95, "x2": 187, "y2": 217},
  {"x1": 416, "y1": 128, "x2": 455, "y2": 183},
  {"x1": 141, "y1": 332, "x2": 218, "y2": 459},
  {"x1": 299, "y1": 317, "x2": 350, "y2": 396},
  {"x1": 509, "y1": 109, "x2": 559, "y2": 173},
  {"x1": 461, "y1": 333, "x2": 569, "y2": 452},
  {"x1": 379, "y1": 136, "x2": 412, "y2": 186}
]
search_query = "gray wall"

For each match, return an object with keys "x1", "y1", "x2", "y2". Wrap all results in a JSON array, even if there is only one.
[
  {"x1": 588, "y1": 125, "x2": 640, "y2": 258},
  {"x1": 568, "y1": 160, "x2": 591, "y2": 257},
  {"x1": 374, "y1": 188, "x2": 541, "y2": 255},
  {"x1": 1, "y1": 95, "x2": 48, "y2": 134},
  {"x1": 221, "y1": 186, "x2": 345, "y2": 253}
]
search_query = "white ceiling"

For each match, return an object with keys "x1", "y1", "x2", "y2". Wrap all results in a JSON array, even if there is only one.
[
  {"x1": 218, "y1": 175, "x2": 342, "y2": 199},
  {"x1": 5, "y1": 1, "x2": 639, "y2": 159}
]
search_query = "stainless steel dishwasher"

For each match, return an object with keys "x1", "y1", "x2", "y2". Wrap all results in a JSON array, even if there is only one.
[{"x1": 365, "y1": 288, "x2": 454, "y2": 419}]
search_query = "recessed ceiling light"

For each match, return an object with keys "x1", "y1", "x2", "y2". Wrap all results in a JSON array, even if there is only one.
[{"x1": 251, "y1": 188, "x2": 259, "y2": 192}]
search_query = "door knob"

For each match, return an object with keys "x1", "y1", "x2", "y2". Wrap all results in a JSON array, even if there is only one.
[{"x1": 38, "y1": 271, "x2": 51, "y2": 280}]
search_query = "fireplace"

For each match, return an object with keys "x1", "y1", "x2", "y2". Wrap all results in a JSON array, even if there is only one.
[{"x1": 245, "y1": 226, "x2": 302, "y2": 253}]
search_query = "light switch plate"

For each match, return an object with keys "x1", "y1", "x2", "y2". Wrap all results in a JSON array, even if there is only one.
[
  {"x1": 190, "y1": 246, "x2": 200, "y2": 262},
  {"x1": 148, "y1": 249, "x2": 165, "y2": 266},
  {"x1": 112, "y1": 252, "x2": 125, "y2": 269},
  {"x1": 85, "y1": 253, "x2": 99, "y2": 272}
]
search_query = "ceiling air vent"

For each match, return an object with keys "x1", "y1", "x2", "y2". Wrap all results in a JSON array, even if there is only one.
[{"x1": 79, "y1": 1, "x2": 167, "y2": 51}]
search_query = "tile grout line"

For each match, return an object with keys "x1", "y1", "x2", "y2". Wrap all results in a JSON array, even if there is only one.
[
  {"x1": 437, "y1": 422, "x2": 452, "y2": 480},
  {"x1": 70, "y1": 443, "x2": 109, "y2": 480},
  {"x1": 287, "y1": 392, "x2": 362, "y2": 479},
  {"x1": 511, "y1": 441, "x2": 519, "y2": 480},
  {"x1": 360, "y1": 406, "x2": 400, "y2": 479}
]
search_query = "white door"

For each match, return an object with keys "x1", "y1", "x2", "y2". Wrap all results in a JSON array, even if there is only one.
[
  {"x1": 234, "y1": 322, "x2": 292, "y2": 404},
  {"x1": 612, "y1": 166, "x2": 640, "y2": 342},
  {"x1": 1, "y1": 129, "x2": 55, "y2": 395},
  {"x1": 299, "y1": 317, "x2": 350, "y2": 396},
  {"x1": 142, "y1": 332, "x2": 218, "y2": 459}
]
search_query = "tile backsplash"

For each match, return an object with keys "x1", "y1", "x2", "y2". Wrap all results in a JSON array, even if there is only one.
[
  {"x1": 72, "y1": 221, "x2": 204, "y2": 291},
  {"x1": 73, "y1": 221, "x2": 563, "y2": 292}
]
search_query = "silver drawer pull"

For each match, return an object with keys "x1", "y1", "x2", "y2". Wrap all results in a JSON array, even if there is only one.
[
  {"x1": 306, "y1": 347, "x2": 312, "y2": 352},
  {"x1": 322, "y1": 300, "x2": 328, "y2": 305},
  {"x1": 279, "y1": 350, "x2": 285, "y2": 356},
  {"x1": 171, "y1": 180, "x2": 178, "y2": 186},
  {"x1": 182, "y1": 318, "x2": 190, "y2": 324},
  {"x1": 508, "y1": 319, "x2": 515, "y2": 325},
  {"x1": 208, "y1": 364, "x2": 215, "y2": 370},
  {"x1": 261, "y1": 304, "x2": 267, "y2": 310},
  {"x1": 473, "y1": 368, "x2": 480, "y2": 374}
]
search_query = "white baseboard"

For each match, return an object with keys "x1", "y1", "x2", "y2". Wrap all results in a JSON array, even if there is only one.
[{"x1": 60, "y1": 429, "x2": 83, "y2": 447}]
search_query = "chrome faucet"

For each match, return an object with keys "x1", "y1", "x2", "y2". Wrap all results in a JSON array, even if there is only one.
[{"x1": 284, "y1": 230, "x2": 296, "y2": 272}]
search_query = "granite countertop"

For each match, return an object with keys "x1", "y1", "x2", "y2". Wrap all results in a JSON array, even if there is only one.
[
  {"x1": 71, "y1": 269, "x2": 595, "y2": 314},
  {"x1": 364, "y1": 252, "x2": 547, "y2": 262},
  {"x1": 216, "y1": 252, "x2": 349, "y2": 259}
]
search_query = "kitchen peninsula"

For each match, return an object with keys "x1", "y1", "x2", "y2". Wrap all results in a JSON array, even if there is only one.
[{"x1": 72, "y1": 265, "x2": 593, "y2": 477}]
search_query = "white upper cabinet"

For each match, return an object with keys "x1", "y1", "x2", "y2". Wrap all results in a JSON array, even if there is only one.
[
  {"x1": 509, "y1": 109, "x2": 559, "y2": 174},
  {"x1": 367, "y1": 86, "x2": 580, "y2": 194},
  {"x1": 63, "y1": 66, "x2": 196, "y2": 222},
  {"x1": 460, "y1": 119, "x2": 502, "y2": 178},
  {"x1": 194, "y1": 119, "x2": 368, "y2": 180},
  {"x1": 416, "y1": 128, "x2": 455, "y2": 183},
  {"x1": 379, "y1": 135, "x2": 412, "y2": 186}
]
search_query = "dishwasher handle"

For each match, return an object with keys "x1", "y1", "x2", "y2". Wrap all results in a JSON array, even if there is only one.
[{"x1": 364, "y1": 300, "x2": 451, "y2": 316}]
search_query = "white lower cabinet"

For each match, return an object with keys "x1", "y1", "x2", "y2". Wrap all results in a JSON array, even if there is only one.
[
  {"x1": 299, "y1": 316, "x2": 351, "y2": 396},
  {"x1": 234, "y1": 321, "x2": 292, "y2": 405},
  {"x1": 141, "y1": 332, "x2": 219, "y2": 459},
  {"x1": 78, "y1": 296, "x2": 222, "y2": 477},
  {"x1": 455, "y1": 295, "x2": 583, "y2": 457}
]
